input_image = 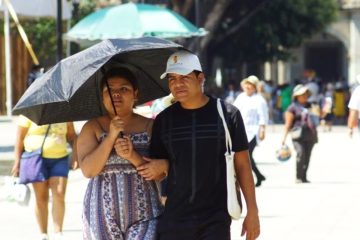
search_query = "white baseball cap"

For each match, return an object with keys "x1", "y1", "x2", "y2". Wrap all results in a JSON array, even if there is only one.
[{"x1": 160, "y1": 50, "x2": 202, "y2": 79}]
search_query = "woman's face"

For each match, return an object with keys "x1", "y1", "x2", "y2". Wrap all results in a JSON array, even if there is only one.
[
  {"x1": 102, "y1": 76, "x2": 138, "y2": 115},
  {"x1": 296, "y1": 93, "x2": 308, "y2": 104},
  {"x1": 242, "y1": 82, "x2": 256, "y2": 96}
]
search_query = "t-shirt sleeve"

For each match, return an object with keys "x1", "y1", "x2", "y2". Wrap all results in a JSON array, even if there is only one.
[
  {"x1": 17, "y1": 115, "x2": 32, "y2": 128},
  {"x1": 149, "y1": 115, "x2": 169, "y2": 159},
  {"x1": 227, "y1": 105, "x2": 249, "y2": 152},
  {"x1": 348, "y1": 87, "x2": 360, "y2": 111},
  {"x1": 257, "y1": 96, "x2": 269, "y2": 125}
]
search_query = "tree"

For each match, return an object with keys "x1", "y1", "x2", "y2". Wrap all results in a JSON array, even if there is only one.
[
  {"x1": 13, "y1": 0, "x2": 97, "y2": 66},
  {"x1": 216, "y1": 0, "x2": 338, "y2": 63},
  {"x1": 169, "y1": 0, "x2": 338, "y2": 65}
]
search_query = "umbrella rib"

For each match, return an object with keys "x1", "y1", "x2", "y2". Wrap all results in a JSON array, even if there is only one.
[{"x1": 131, "y1": 63, "x2": 168, "y2": 95}]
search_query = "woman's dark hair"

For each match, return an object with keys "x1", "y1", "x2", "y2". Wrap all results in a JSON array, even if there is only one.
[{"x1": 101, "y1": 67, "x2": 138, "y2": 91}]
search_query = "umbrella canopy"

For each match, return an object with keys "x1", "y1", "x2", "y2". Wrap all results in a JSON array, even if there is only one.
[
  {"x1": 66, "y1": 2, "x2": 206, "y2": 43},
  {"x1": 13, "y1": 37, "x2": 184, "y2": 125}
]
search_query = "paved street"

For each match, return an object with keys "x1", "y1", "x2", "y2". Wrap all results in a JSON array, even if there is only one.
[{"x1": 0, "y1": 117, "x2": 359, "y2": 239}]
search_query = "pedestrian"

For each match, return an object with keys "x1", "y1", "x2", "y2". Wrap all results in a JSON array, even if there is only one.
[
  {"x1": 27, "y1": 64, "x2": 44, "y2": 87},
  {"x1": 233, "y1": 75, "x2": 268, "y2": 187},
  {"x1": 281, "y1": 84, "x2": 318, "y2": 183},
  {"x1": 223, "y1": 81, "x2": 239, "y2": 104},
  {"x1": 138, "y1": 50, "x2": 260, "y2": 240},
  {"x1": 12, "y1": 116, "x2": 78, "y2": 240},
  {"x1": 77, "y1": 67, "x2": 168, "y2": 240},
  {"x1": 347, "y1": 76, "x2": 360, "y2": 137}
]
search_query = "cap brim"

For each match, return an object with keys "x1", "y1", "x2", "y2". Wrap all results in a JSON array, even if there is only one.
[{"x1": 160, "y1": 68, "x2": 195, "y2": 79}]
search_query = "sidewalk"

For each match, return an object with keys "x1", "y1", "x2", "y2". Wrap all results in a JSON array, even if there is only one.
[{"x1": 1, "y1": 118, "x2": 360, "y2": 239}]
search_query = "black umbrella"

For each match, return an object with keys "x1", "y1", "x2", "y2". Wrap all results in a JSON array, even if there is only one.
[{"x1": 13, "y1": 37, "x2": 184, "y2": 125}]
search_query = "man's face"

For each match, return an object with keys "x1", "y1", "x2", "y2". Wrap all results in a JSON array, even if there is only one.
[{"x1": 167, "y1": 72, "x2": 204, "y2": 103}]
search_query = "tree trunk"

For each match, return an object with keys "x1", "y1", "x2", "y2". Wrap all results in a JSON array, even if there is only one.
[{"x1": 199, "y1": 0, "x2": 232, "y2": 51}]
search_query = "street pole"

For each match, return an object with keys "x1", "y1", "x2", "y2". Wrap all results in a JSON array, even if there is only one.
[
  {"x1": 195, "y1": 0, "x2": 201, "y2": 54},
  {"x1": 69, "y1": 0, "x2": 80, "y2": 56},
  {"x1": 4, "y1": 3, "x2": 12, "y2": 117},
  {"x1": 57, "y1": 0, "x2": 63, "y2": 62}
]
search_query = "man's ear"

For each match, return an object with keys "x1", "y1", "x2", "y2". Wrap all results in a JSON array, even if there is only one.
[{"x1": 198, "y1": 72, "x2": 205, "y2": 84}]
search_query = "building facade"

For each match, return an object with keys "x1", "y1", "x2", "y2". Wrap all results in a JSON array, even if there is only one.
[{"x1": 285, "y1": 0, "x2": 360, "y2": 86}]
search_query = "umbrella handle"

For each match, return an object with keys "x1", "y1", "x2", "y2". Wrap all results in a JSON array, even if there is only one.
[
  {"x1": 104, "y1": 78, "x2": 118, "y2": 116},
  {"x1": 105, "y1": 79, "x2": 125, "y2": 138}
]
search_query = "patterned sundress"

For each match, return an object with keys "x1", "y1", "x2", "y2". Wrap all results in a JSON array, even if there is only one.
[{"x1": 83, "y1": 132, "x2": 163, "y2": 240}]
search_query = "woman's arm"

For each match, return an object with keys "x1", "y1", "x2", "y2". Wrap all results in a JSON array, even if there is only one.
[
  {"x1": 66, "y1": 122, "x2": 78, "y2": 169},
  {"x1": 282, "y1": 111, "x2": 295, "y2": 145},
  {"x1": 12, "y1": 126, "x2": 29, "y2": 177},
  {"x1": 77, "y1": 118, "x2": 121, "y2": 178}
]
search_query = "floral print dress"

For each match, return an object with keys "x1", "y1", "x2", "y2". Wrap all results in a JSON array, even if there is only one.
[{"x1": 83, "y1": 132, "x2": 163, "y2": 240}]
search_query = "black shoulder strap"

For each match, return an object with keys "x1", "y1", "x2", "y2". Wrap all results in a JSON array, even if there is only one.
[{"x1": 40, "y1": 125, "x2": 51, "y2": 155}]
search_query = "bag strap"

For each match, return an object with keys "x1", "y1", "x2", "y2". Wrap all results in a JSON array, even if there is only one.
[
  {"x1": 217, "y1": 99, "x2": 232, "y2": 154},
  {"x1": 40, "y1": 125, "x2": 51, "y2": 155}
]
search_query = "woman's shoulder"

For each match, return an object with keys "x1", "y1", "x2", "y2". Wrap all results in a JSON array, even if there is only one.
[{"x1": 81, "y1": 118, "x2": 105, "y2": 134}]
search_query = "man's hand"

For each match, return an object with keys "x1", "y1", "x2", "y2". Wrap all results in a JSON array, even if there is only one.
[
  {"x1": 241, "y1": 212, "x2": 260, "y2": 240},
  {"x1": 137, "y1": 158, "x2": 169, "y2": 181}
]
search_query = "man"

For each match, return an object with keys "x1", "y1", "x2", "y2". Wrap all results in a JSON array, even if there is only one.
[
  {"x1": 146, "y1": 50, "x2": 260, "y2": 239},
  {"x1": 348, "y1": 76, "x2": 360, "y2": 137},
  {"x1": 27, "y1": 64, "x2": 44, "y2": 87}
]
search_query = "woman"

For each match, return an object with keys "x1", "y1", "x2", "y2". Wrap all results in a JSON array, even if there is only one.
[
  {"x1": 233, "y1": 75, "x2": 268, "y2": 187},
  {"x1": 12, "y1": 117, "x2": 77, "y2": 240},
  {"x1": 281, "y1": 84, "x2": 318, "y2": 183},
  {"x1": 77, "y1": 67, "x2": 168, "y2": 240}
]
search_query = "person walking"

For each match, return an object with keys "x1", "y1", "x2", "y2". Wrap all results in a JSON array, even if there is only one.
[
  {"x1": 281, "y1": 84, "x2": 318, "y2": 183},
  {"x1": 12, "y1": 116, "x2": 77, "y2": 240},
  {"x1": 77, "y1": 67, "x2": 168, "y2": 240},
  {"x1": 233, "y1": 75, "x2": 268, "y2": 187},
  {"x1": 139, "y1": 50, "x2": 260, "y2": 240},
  {"x1": 348, "y1": 77, "x2": 360, "y2": 137}
]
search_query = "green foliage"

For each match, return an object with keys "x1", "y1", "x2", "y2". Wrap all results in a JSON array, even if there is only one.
[
  {"x1": 22, "y1": 18, "x2": 57, "y2": 65},
  {"x1": 1, "y1": 0, "x2": 97, "y2": 66},
  {"x1": 73, "y1": 0, "x2": 97, "y2": 25},
  {"x1": 216, "y1": 0, "x2": 338, "y2": 62}
]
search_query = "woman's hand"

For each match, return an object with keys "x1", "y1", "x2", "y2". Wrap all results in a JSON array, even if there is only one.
[
  {"x1": 108, "y1": 116, "x2": 124, "y2": 140},
  {"x1": 114, "y1": 135, "x2": 134, "y2": 160},
  {"x1": 11, "y1": 161, "x2": 20, "y2": 177},
  {"x1": 70, "y1": 156, "x2": 79, "y2": 170},
  {"x1": 258, "y1": 126, "x2": 265, "y2": 141}
]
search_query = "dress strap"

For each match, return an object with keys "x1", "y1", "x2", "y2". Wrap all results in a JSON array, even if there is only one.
[{"x1": 144, "y1": 118, "x2": 153, "y2": 135}]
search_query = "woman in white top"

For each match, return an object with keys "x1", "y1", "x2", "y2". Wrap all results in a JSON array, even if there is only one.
[{"x1": 233, "y1": 75, "x2": 268, "y2": 187}]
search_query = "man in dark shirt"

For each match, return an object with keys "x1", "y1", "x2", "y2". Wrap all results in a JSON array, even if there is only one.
[{"x1": 139, "y1": 50, "x2": 260, "y2": 240}]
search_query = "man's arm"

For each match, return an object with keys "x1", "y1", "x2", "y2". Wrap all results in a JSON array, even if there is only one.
[{"x1": 234, "y1": 150, "x2": 260, "y2": 240}]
